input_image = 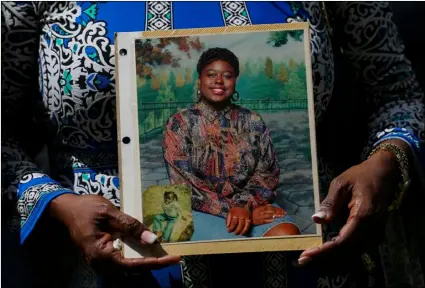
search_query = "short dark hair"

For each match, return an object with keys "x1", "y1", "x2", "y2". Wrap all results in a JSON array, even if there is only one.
[
  {"x1": 164, "y1": 191, "x2": 178, "y2": 201},
  {"x1": 196, "y1": 47, "x2": 240, "y2": 77}
]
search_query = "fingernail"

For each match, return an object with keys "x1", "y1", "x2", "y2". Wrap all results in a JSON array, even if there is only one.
[
  {"x1": 298, "y1": 256, "x2": 311, "y2": 266},
  {"x1": 141, "y1": 231, "x2": 158, "y2": 244},
  {"x1": 312, "y1": 211, "x2": 326, "y2": 220}
]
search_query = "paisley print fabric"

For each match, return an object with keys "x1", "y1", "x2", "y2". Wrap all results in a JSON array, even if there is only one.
[
  {"x1": 1, "y1": 1, "x2": 424, "y2": 288},
  {"x1": 163, "y1": 102, "x2": 280, "y2": 218}
]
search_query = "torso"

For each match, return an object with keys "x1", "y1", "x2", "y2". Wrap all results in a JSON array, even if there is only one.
[
  {"x1": 4, "y1": 2, "x2": 341, "y2": 287},
  {"x1": 34, "y1": 1, "x2": 335, "y2": 203},
  {"x1": 178, "y1": 103, "x2": 268, "y2": 189},
  {"x1": 4, "y1": 2, "x2": 423, "y2": 287}
]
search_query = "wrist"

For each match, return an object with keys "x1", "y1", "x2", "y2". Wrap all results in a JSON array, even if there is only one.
[
  {"x1": 368, "y1": 139, "x2": 410, "y2": 174},
  {"x1": 376, "y1": 139, "x2": 412, "y2": 161},
  {"x1": 368, "y1": 149, "x2": 398, "y2": 171},
  {"x1": 50, "y1": 193, "x2": 80, "y2": 226},
  {"x1": 367, "y1": 140, "x2": 412, "y2": 211}
]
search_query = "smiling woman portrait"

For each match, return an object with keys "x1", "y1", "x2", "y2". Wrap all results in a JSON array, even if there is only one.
[{"x1": 162, "y1": 47, "x2": 301, "y2": 241}]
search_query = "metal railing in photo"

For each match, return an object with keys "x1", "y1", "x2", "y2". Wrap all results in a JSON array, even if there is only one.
[{"x1": 138, "y1": 98, "x2": 308, "y2": 139}]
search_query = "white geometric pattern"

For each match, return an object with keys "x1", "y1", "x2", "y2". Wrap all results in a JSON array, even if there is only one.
[
  {"x1": 220, "y1": 1, "x2": 252, "y2": 26},
  {"x1": 146, "y1": 1, "x2": 173, "y2": 31},
  {"x1": 18, "y1": 182, "x2": 71, "y2": 226}
]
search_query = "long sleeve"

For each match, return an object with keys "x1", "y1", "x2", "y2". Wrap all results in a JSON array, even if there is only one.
[
  {"x1": 1, "y1": 2, "x2": 75, "y2": 244},
  {"x1": 163, "y1": 114, "x2": 232, "y2": 218},
  {"x1": 328, "y1": 2, "x2": 424, "y2": 174},
  {"x1": 163, "y1": 110, "x2": 280, "y2": 217},
  {"x1": 327, "y1": 3, "x2": 425, "y2": 286},
  {"x1": 233, "y1": 123, "x2": 280, "y2": 210}
]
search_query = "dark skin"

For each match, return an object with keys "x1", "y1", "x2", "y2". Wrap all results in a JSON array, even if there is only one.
[
  {"x1": 198, "y1": 59, "x2": 235, "y2": 109},
  {"x1": 199, "y1": 60, "x2": 295, "y2": 236},
  {"x1": 199, "y1": 60, "x2": 409, "y2": 246},
  {"x1": 50, "y1": 194, "x2": 181, "y2": 273},
  {"x1": 298, "y1": 138, "x2": 411, "y2": 266},
  {"x1": 45, "y1": 59, "x2": 294, "y2": 272}
]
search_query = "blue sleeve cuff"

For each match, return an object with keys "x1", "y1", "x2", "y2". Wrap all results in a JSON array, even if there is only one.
[
  {"x1": 373, "y1": 127, "x2": 425, "y2": 186},
  {"x1": 18, "y1": 176, "x2": 76, "y2": 244},
  {"x1": 373, "y1": 128, "x2": 423, "y2": 163}
]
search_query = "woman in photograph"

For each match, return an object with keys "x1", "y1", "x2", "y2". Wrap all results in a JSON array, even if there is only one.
[{"x1": 162, "y1": 47, "x2": 301, "y2": 240}]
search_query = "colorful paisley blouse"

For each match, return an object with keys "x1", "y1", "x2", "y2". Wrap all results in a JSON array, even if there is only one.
[
  {"x1": 2, "y1": 1, "x2": 424, "y2": 288},
  {"x1": 163, "y1": 101, "x2": 280, "y2": 218}
]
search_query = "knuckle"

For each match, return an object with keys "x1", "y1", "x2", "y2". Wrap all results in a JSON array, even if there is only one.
[
  {"x1": 97, "y1": 203, "x2": 109, "y2": 215},
  {"x1": 116, "y1": 213, "x2": 142, "y2": 233},
  {"x1": 330, "y1": 177, "x2": 346, "y2": 192},
  {"x1": 116, "y1": 213, "x2": 129, "y2": 225},
  {"x1": 126, "y1": 217, "x2": 141, "y2": 231},
  {"x1": 320, "y1": 199, "x2": 334, "y2": 210}
]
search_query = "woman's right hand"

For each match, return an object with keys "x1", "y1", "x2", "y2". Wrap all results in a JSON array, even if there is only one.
[
  {"x1": 50, "y1": 194, "x2": 181, "y2": 272},
  {"x1": 252, "y1": 204, "x2": 286, "y2": 225},
  {"x1": 226, "y1": 207, "x2": 252, "y2": 235}
]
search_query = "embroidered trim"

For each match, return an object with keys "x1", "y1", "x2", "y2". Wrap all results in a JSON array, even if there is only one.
[
  {"x1": 18, "y1": 182, "x2": 74, "y2": 242},
  {"x1": 146, "y1": 1, "x2": 173, "y2": 31},
  {"x1": 373, "y1": 127, "x2": 424, "y2": 188},
  {"x1": 220, "y1": 1, "x2": 252, "y2": 26}
]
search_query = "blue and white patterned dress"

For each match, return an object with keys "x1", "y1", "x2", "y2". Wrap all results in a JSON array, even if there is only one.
[{"x1": 2, "y1": 2, "x2": 424, "y2": 287}]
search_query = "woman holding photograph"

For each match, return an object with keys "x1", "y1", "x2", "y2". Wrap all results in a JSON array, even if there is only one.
[
  {"x1": 2, "y1": 1, "x2": 424, "y2": 288},
  {"x1": 163, "y1": 47, "x2": 301, "y2": 240}
]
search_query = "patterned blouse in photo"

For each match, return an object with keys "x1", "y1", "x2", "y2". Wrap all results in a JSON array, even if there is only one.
[{"x1": 163, "y1": 101, "x2": 280, "y2": 218}]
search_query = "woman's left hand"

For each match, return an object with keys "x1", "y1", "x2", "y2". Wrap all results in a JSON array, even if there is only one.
[
  {"x1": 226, "y1": 207, "x2": 252, "y2": 235},
  {"x1": 298, "y1": 140, "x2": 409, "y2": 266},
  {"x1": 252, "y1": 204, "x2": 286, "y2": 225}
]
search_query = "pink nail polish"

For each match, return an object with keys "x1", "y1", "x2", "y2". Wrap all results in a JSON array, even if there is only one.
[
  {"x1": 312, "y1": 211, "x2": 326, "y2": 220},
  {"x1": 298, "y1": 256, "x2": 311, "y2": 266},
  {"x1": 141, "y1": 231, "x2": 158, "y2": 244}
]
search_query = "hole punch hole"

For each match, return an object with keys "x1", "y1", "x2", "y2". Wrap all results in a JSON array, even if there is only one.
[
  {"x1": 122, "y1": 137, "x2": 131, "y2": 144},
  {"x1": 119, "y1": 49, "x2": 127, "y2": 56}
]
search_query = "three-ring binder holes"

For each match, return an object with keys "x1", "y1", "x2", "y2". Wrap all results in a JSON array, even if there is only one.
[
  {"x1": 119, "y1": 48, "x2": 128, "y2": 144},
  {"x1": 119, "y1": 47, "x2": 128, "y2": 144}
]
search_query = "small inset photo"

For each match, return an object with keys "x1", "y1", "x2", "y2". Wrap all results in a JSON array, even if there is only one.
[{"x1": 142, "y1": 184, "x2": 193, "y2": 243}]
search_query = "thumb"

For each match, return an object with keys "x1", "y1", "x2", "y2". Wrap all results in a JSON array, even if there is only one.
[
  {"x1": 313, "y1": 177, "x2": 349, "y2": 224},
  {"x1": 109, "y1": 210, "x2": 158, "y2": 244}
]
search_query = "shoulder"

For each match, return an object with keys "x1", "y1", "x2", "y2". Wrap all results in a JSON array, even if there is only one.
[
  {"x1": 230, "y1": 104, "x2": 267, "y2": 134},
  {"x1": 164, "y1": 105, "x2": 198, "y2": 130},
  {"x1": 232, "y1": 104, "x2": 266, "y2": 127}
]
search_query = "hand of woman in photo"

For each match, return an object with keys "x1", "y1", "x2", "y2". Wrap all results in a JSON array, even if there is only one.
[
  {"x1": 50, "y1": 194, "x2": 181, "y2": 272},
  {"x1": 226, "y1": 207, "x2": 252, "y2": 235},
  {"x1": 298, "y1": 140, "x2": 409, "y2": 266},
  {"x1": 252, "y1": 204, "x2": 286, "y2": 225}
]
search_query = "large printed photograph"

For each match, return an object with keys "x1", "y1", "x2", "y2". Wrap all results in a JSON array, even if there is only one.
[
  {"x1": 134, "y1": 25, "x2": 319, "y2": 246},
  {"x1": 116, "y1": 24, "x2": 321, "y2": 256}
]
